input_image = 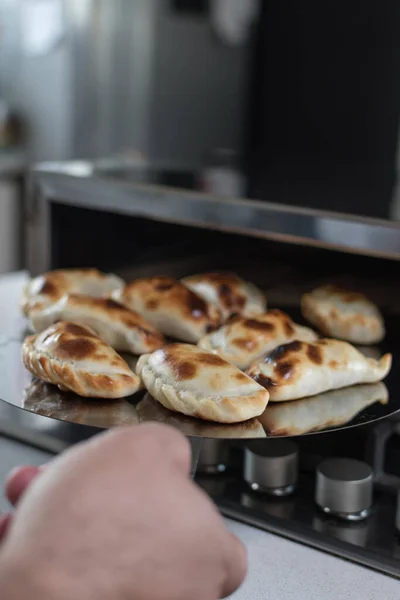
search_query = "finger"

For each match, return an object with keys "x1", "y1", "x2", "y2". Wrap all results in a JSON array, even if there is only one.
[
  {"x1": 6, "y1": 466, "x2": 42, "y2": 506},
  {"x1": 0, "y1": 513, "x2": 12, "y2": 543},
  {"x1": 102, "y1": 424, "x2": 192, "y2": 475},
  {"x1": 141, "y1": 424, "x2": 191, "y2": 475},
  {"x1": 220, "y1": 532, "x2": 248, "y2": 599}
]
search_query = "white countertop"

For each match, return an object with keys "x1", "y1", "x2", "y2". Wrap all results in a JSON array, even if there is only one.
[
  {"x1": 0, "y1": 272, "x2": 399, "y2": 599},
  {"x1": 227, "y1": 519, "x2": 399, "y2": 600}
]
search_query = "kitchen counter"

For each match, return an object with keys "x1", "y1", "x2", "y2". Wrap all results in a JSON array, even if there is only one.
[
  {"x1": 0, "y1": 436, "x2": 398, "y2": 600},
  {"x1": 0, "y1": 272, "x2": 399, "y2": 599},
  {"x1": 228, "y1": 519, "x2": 400, "y2": 599}
]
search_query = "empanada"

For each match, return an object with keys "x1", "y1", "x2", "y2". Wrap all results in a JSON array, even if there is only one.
[
  {"x1": 301, "y1": 285, "x2": 385, "y2": 344},
  {"x1": 246, "y1": 339, "x2": 392, "y2": 402},
  {"x1": 136, "y1": 343, "x2": 269, "y2": 423},
  {"x1": 22, "y1": 268, "x2": 124, "y2": 317},
  {"x1": 260, "y1": 382, "x2": 388, "y2": 436},
  {"x1": 182, "y1": 272, "x2": 266, "y2": 321},
  {"x1": 113, "y1": 277, "x2": 221, "y2": 343},
  {"x1": 198, "y1": 309, "x2": 318, "y2": 369},
  {"x1": 30, "y1": 294, "x2": 165, "y2": 355},
  {"x1": 22, "y1": 321, "x2": 141, "y2": 398}
]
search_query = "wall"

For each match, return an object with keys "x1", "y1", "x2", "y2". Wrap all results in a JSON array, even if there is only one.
[
  {"x1": 0, "y1": 0, "x2": 73, "y2": 161},
  {"x1": 149, "y1": 2, "x2": 250, "y2": 169}
]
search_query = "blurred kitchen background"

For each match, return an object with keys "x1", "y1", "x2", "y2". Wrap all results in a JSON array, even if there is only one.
[{"x1": 0, "y1": 0, "x2": 400, "y2": 274}]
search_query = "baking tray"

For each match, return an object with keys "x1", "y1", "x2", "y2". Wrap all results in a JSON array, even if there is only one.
[{"x1": 0, "y1": 308, "x2": 399, "y2": 441}]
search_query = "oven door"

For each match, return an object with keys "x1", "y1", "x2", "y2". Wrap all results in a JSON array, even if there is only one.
[{"x1": 27, "y1": 160, "x2": 400, "y2": 279}]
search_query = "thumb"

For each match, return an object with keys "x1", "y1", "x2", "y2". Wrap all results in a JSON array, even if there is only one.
[
  {"x1": 220, "y1": 532, "x2": 248, "y2": 598},
  {"x1": 0, "y1": 513, "x2": 12, "y2": 543},
  {"x1": 6, "y1": 465, "x2": 43, "y2": 507}
]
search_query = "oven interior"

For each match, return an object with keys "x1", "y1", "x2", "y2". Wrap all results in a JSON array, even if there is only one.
[
  {"x1": 45, "y1": 202, "x2": 400, "y2": 468},
  {"x1": 50, "y1": 203, "x2": 400, "y2": 313}
]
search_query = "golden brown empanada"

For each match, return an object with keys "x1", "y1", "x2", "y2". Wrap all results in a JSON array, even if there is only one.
[
  {"x1": 136, "y1": 343, "x2": 269, "y2": 423},
  {"x1": 113, "y1": 276, "x2": 221, "y2": 343},
  {"x1": 30, "y1": 294, "x2": 165, "y2": 355},
  {"x1": 198, "y1": 309, "x2": 318, "y2": 369},
  {"x1": 301, "y1": 285, "x2": 385, "y2": 344},
  {"x1": 182, "y1": 272, "x2": 266, "y2": 321},
  {"x1": 259, "y1": 382, "x2": 388, "y2": 436},
  {"x1": 22, "y1": 321, "x2": 141, "y2": 398},
  {"x1": 22, "y1": 268, "x2": 124, "y2": 317},
  {"x1": 246, "y1": 339, "x2": 392, "y2": 402}
]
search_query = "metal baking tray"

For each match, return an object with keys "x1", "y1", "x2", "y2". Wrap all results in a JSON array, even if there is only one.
[{"x1": 1, "y1": 307, "x2": 399, "y2": 441}]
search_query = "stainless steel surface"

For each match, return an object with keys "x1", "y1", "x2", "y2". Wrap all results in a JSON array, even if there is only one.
[
  {"x1": 0, "y1": 1, "x2": 247, "y2": 164},
  {"x1": 244, "y1": 439, "x2": 298, "y2": 495},
  {"x1": 198, "y1": 422, "x2": 400, "y2": 579},
  {"x1": 313, "y1": 515, "x2": 369, "y2": 547},
  {"x1": 316, "y1": 458, "x2": 373, "y2": 521},
  {"x1": 68, "y1": 0, "x2": 158, "y2": 160},
  {"x1": 27, "y1": 167, "x2": 400, "y2": 279},
  {"x1": 198, "y1": 440, "x2": 229, "y2": 474}
]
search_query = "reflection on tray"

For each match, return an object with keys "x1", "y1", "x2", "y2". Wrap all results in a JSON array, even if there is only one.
[
  {"x1": 20, "y1": 378, "x2": 392, "y2": 439},
  {"x1": 23, "y1": 379, "x2": 140, "y2": 428},
  {"x1": 23, "y1": 380, "x2": 265, "y2": 438},
  {"x1": 259, "y1": 383, "x2": 388, "y2": 437},
  {"x1": 136, "y1": 394, "x2": 266, "y2": 439}
]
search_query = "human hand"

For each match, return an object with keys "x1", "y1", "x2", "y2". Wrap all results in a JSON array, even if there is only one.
[
  {"x1": 0, "y1": 424, "x2": 246, "y2": 600},
  {"x1": 0, "y1": 464, "x2": 41, "y2": 542}
]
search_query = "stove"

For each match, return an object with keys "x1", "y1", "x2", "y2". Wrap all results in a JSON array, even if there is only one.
[
  {"x1": 8, "y1": 161, "x2": 400, "y2": 583},
  {"x1": 196, "y1": 422, "x2": 400, "y2": 579}
]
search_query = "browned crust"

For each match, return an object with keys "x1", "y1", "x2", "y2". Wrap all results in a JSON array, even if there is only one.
[
  {"x1": 65, "y1": 295, "x2": 165, "y2": 351},
  {"x1": 22, "y1": 322, "x2": 141, "y2": 399},
  {"x1": 22, "y1": 269, "x2": 122, "y2": 316},
  {"x1": 119, "y1": 277, "x2": 222, "y2": 331}
]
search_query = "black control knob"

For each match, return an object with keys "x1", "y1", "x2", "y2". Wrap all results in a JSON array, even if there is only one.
[
  {"x1": 316, "y1": 458, "x2": 373, "y2": 521},
  {"x1": 197, "y1": 440, "x2": 229, "y2": 474},
  {"x1": 244, "y1": 440, "x2": 298, "y2": 496}
]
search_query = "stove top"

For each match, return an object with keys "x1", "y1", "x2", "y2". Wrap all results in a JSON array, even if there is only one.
[{"x1": 196, "y1": 421, "x2": 400, "y2": 580}]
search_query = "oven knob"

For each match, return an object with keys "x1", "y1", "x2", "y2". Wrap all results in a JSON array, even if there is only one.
[
  {"x1": 316, "y1": 458, "x2": 373, "y2": 521},
  {"x1": 244, "y1": 440, "x2": 298, "y2": 496},
  {"x1": 197, "y1": 440, "x2": 229, "y2": 474}
]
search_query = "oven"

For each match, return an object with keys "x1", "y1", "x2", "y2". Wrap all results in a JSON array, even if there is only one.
[{"x1": 1, "y1": 158, "x2": 400, "y2": 578}]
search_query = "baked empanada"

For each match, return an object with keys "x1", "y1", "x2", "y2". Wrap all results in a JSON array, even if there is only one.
[
  {"x1": 246, "y1": 339, "x2": 392, "y2": 402},
  {"x1": 301, "y1": 285, "x2": 385, "y2": 344},
  {"x1": 260, "y1": 382, "x2": 388, "y2": 436},
  {"x1": 113, "y1": 277, "x2": 221, "y2": 343},
  {"x1": 198, "y1": 309, "x2": 318, "y2": 369},
  {"x1": 22, "y1": 321, "x2": 141, "y2": 398},
  {"x1": 30, "y1": 294, "x2": 165, "y2": 355},
  {"x1": 182, "y1": 272, "x2": 266, "y2": 321},
  {"x1": 22, "y1": 268, "x2": 124, "y2": 317},
  {"x1": 136, "y1": 343, "x2": 269, "y2": 423}
]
